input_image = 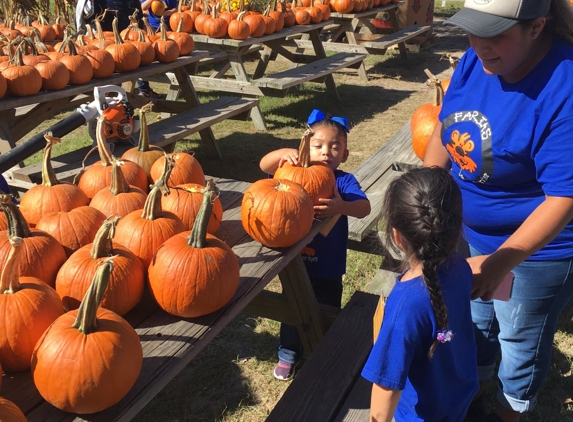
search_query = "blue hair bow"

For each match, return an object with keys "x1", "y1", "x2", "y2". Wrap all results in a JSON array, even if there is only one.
[{"x1": 307, "y1": 109, "x2": 350, "y2": 133}]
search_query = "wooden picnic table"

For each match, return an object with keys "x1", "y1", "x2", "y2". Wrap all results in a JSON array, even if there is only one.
[
  {"x1": 186, "y1": 21, "x2": 366, "y2": 130},
  {"x1": 288, "y1": 2, "x2": 432, "y2": 81},
  {"x1": 2, "y1": 175, "x2": 334, "y2": 422},
  {"x1": 2, "y1": 53, "x2": 261, "y2": 193}
]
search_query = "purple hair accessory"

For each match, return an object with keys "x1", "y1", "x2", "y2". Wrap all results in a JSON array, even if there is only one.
[{"x1": 437, "y1": 330, "x2": 454, "y2": 343}]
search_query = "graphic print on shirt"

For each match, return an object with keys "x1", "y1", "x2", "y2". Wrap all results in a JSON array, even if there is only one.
[
  {"x1": 442, "y1": 111, "x2": 494, "y2": 184},
  {"x1": 301, "y1": 246, "x2": 318, "y2": 263}
]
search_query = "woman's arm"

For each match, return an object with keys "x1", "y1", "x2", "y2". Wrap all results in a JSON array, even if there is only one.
[
  {"x1": 422, "y1": 122, "x2": 451, "y2": 169},
  {"x1": 370, "y1": 383, "x2": 401, "y2": 422},
  {"x1": 470, "y1": 195, "x2": 573, "y2": 300}
]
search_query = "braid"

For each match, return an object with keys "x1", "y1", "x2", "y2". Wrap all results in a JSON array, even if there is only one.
[{"x1": 422, "y1": 257, "x2": 449, "y2": 359}]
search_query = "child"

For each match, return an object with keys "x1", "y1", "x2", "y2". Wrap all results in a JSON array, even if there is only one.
[
  {"x1": 141, "y1": 0, "x2": 179, "y2": 30},
  {"x1": 260, "y1": 109, "x2": 371, "y2": 380},
  {"x1": 361, "y1": 167, "x2": 478, "y2": 421}
]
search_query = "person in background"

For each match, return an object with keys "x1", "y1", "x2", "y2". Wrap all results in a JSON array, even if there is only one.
[
  {"x1": 361, "y1": 166, "x2": 478, "y2": 422},
  {"x1": 141, "y1": 0, "x2": 179, "y2": 30},
  {"x1": 423, "y1": 0, "x2": 573, "y2": 421},
  {"x1": 76, "y1": 0, "x2": 165, "y2": 99},
  {"x1": 259, "y1": 109, "x2": 371, "y2": 381}
]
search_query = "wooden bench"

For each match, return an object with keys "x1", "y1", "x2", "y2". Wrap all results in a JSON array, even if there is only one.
[
  {"x1": 8, "y1": 96, "x2": 259, "y2": 187},
  {"x1": 251, "y1": 53, "x2": 367, "y2": 97},
  {"x1": 356, "y1": 25, "x2": 432, "y2": 54}
]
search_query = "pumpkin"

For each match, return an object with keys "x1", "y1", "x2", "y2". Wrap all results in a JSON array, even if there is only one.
[
  {"x1": 148, "y1": 179, "x2": 240, "y2": 317},
  {"x1": 0, "y1": 397, "x2": 27, "y2": 421},
  {"x1": 331, "y1": 0, "x2": 354, "y2": 13},
  {"x1": 313, "y1": 0, "x2": 330, "y2": 20},
  {"x1": 261, "y1": 7, "x2": 277, "y2": 35},
  {"x1": 142, "y1": 17, "x2": 161, "y2": 43},
  {"x1": 52, "y1": 16, "x2": 66, "y2": 40},
  {"x1": 78, "y1": 115, "x2": 149, "y2": 199},
  {"x1": 153, "y1": 17, "x2": 180, "y2": 63},
  {"x1": 167, "y1": 17, "x2": 195, "y2": 55},
  {"x1": 32, "y1": 258, "x2": 143, "y2": 414},
  {"x1": 439, "y1": 53, "x2": 459, "y2": 94},
  {"x1": 204, "y1": 5, "x2": 229, "y2": 39},
  {"x1": 306, "y1": 5, "x2": 323, "y2": 23},
  {"x1": 161, "y1": 183, "x2": 223, "y2": 233},
  {"x1": 0, "y1": 194, "x2": 67, "y2": 287},
  {"x1": 121, "y1": 105, "x2": 165, "y2": 180},
  {"x1": 0, "y1": 236, "x2": 64, "y2": 372},
  {"x1": 244, "y1": 13, "x2": 266, "y2": 37},
  {"x1": 151, "y1": 0, "x2": 168, "y2": 16},
  {"x1": 150, "y1": 151, "x2": 205, "y2": 186},
  {"x1": 113, "y1": 158, "x2": 186, "y2": 268},
  {"x1": 120, "y1": 11, "x2": 143, "y2": 41},
  {"x1": 36, "y1": 206, "x2": 107, "y2": 258},
  {"x1": 169, "y1": 1, "x2": 194, "y2": 32},
  {"x1": 273, "y1": 127, "x2": 336, "y2": 205},
  {"x1": 294, "y1": 7, "x2": 311, "y2": 25},
  {"x1": 106, "y1": 16, "x2": 142, "y2": 72},
  {"x1": 91, "y1": 16, "x2": 114, "y2": 49},
  {"x1": 19, "y1": 134, "x2": 89, "y2": 226},
  {"x1": 55, "y1": 217, "x2": 145, "y2": 315},
  {"x1": 59, "y1": 39, "x2": 94, "y2": 85},
  {"x1": 194, "y1": 3, "x2": 212, "y2": 34},
  {"x1": 34, "y1": 14, "x2": 56, "y2": 42},
  {"x1": 411, "y1": 69, "x2": 444, "y2": 160},
  {"x1": 241, "y1": 178, "x2": 314, "y2": 248},
  {"x1": 0, "y1": 72, "x2": 6, "y2": 99},
  {"x1": 35, "y1": 57, "x2": 70, "y2": 90},
  {"x1": 1, "y1": 47, "x2": 42, "y2": 97},
  {"x1": 228, "y1": 11, "x2": 251, "y2": 40},
  {"x1": 84, "y1": 47, "x2": 116, "y2": 79},
  {"x1": 128, "y1": 29, "x2": 156, "y2": 66},
  {"x1": 269, "y1": 8, "x2": 285, "y2": 31}
]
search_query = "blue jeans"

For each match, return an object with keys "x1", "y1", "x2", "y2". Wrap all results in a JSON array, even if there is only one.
[
  {"x1": 278, "y1": 276, "x2": 343, "y2": 365},
  {"x1": 470, "y1": 245, "x2": 573, "y2": 413}
]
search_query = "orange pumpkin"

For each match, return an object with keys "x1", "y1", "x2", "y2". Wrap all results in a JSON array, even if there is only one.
[
  {"x1": 0, "y1": 237, "x2": 64, "y2": 372},
  {"x1": 204, "y1": 5, "x2": 229, "y2": 39},
  {"x1": 151, "y1": 0, "x2": 168, "y2": 16},
  {"x1": 148, "y1": 179, "x2": 240, "y2": 317},
  {"x1": 150, "y1": 151, "x2": 205, "y2": 186},
  {"x1": 32, "y1": 259, "x2": 143, "y2": 414},
  {"x1": 331, "y1": 0, "x2": 354, "y2": 13},
  {"x1": 1, "y1": 47, "x2": 42, "y2": 97},
  {"x1": 169, "y1": 1, "x2": 194, "y2": 32},
  {"x1": 244, "y1": 13, "x2": 266, "y2": 37},
  {"x1": 168, "y1": 17, "x2": 195, "y2": 55},
  {"x1": 228, "y1": 11, "x2": 251, "y2": 40},
  {"x1": 19, "y1": 134, "x2": 89, "y2": 226},
  {"x1": 273, "y1": 127, "x2": 336, "y2": 205},
  {"x1": 105, "y1": 17, "x2": 142, "y2": 72},
  {"x1": 241, "y1": 178, "x2": 314, "y2": 248},
  {"x1": 153, "y1": 17, "x2": 180, "y2": 63},
  {"x1": 411, "y1": 69, "x2": 444, "y2": 160},
  {"x1": 0, "y1": 397, "x2": 27, "y2": 421}
]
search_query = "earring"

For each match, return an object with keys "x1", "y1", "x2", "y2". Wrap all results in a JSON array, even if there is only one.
[{"x1": 532, "y1": 32, "x2": 538, "y2": 38}]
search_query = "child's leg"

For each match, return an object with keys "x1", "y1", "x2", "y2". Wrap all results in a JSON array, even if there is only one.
[
  {"x1": 278, "y1": 323, "x2": 303, "y2": 365},
  {"x1": 311, "y1": 276, "x2": 343, "y2": 308}
]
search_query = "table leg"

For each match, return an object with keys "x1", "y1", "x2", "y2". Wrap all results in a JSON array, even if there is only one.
[
  {"x1": 279, "y1": 254, "x2": 325, "y2": 355},
  {"x1": 0, "y1": 110, "x2": 23, "y2": 174},
  {"x1": 171, "y1": 66, "x2": 223, "y2": 159},
  {"x1": 309, "y1": 29, "x2": 338, "y2": 98},
  {"x1": 228, "y1": 54, "x2": 268, "y2": 131},
  {"x1": 388, "y1": 8, "x2": 408, "y2": 59},
  {"x1": 253, "y1": 45, "x2": 273, "y2": 80},
  {"x1": 344, "y1": 21, "x2": 369, "y2": 82}
]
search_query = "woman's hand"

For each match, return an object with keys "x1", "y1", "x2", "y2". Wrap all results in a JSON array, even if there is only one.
[{"x1": 467, "y1": 255, "x2": 508, "y2": 300}]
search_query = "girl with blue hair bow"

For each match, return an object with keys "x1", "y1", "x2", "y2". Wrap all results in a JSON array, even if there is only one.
[{"x1": 260, "y1": 109, "x2": 371, "y2": 380}]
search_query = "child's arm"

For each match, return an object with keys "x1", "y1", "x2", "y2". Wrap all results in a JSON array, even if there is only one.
[
  {"x1": 314, "y1": 186, "x2": 371, "y2": 219},
  {"x1": 370, "y1": 383, "x2": 401, "y2": 422},
  {"x1": 259, "y1": 148, "x2": 299, "y2": 175}
]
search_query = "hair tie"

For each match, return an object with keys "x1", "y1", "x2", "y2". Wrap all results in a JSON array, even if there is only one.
[
  {"x1": 437, "y1": 330, "x2": 454, "y2": 343},
  {"x1": 307, "y1": 108, "x2": 350, "y2": 133}
]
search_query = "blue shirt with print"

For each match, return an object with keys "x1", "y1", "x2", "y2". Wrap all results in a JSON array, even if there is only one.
[{"x1": 145, "y1": 0, "x2": 179, "y2": 29}]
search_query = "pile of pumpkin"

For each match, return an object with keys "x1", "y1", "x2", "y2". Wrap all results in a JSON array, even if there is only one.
[
  {"x1": 0, "y1": 11, "x2": 194, "y2": 99},
  {"x1": 241, "y1": 126, "x2": 335, "y2": 248},
  {"x1": 0, "y1": 106, "x2": 240, "y2": 416}
]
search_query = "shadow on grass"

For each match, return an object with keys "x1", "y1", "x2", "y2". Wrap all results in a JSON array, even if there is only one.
[{"x1": 134, "y1": 313, "x2": 280, "y2": 422}]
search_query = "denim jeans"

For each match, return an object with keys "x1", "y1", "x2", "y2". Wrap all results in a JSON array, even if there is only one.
[
  {"x1": 470, "y1": 245, "x2": 573, "y2": 413},
  {"x1": 278, "y1": 276, "x2": 343, "y2": 365}
]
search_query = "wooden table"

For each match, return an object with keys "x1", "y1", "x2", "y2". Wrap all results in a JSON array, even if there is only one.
[
  {"x1": 2, "y1": 176, "x2": 335, "y2": 421},
  {"x1": 290, "y1": 3, "x2": 431, "y2": 80},
  {"x1": 188, "y1": 21, "x2": 366, "y2": 130}
]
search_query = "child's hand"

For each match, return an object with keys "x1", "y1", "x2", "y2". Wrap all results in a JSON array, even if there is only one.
[
  {"x1": 278, "y1": 151, "x2": 299, "y2": 168},
  {"x1": 314, "y1": 185, "x2": 343, "y2": 217}
]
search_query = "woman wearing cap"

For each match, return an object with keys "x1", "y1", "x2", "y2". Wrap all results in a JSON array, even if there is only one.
[{"x1": 423, "y1": 0, "x2": 573, "y2": 421}]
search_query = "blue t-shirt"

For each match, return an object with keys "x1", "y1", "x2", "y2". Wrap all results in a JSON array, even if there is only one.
[
  {"x1": 439, "y1": 39, "x2": 573, "y2": 260},
  {"x1": 145, "y1": 0, "x2": 179, "y2": 29},
  {"x1": 362, "y1": 253, "x2": 478, "y2": 422},
  {"x1": 301, "y1": 170, "x2": 367, "y2": 278},
  {"x1": 0, "y1": 175, "x2": 11, "y2": 196}
]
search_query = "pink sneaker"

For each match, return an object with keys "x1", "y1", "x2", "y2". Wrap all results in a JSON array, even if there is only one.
[{"x1": 273, "y1": 360, "x2": 296, "y2": 381}]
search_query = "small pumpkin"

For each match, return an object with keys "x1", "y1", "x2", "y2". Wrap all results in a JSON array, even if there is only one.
[
  {"x1": 151, "y1": 0, "x2": 168, "y2": 16},
  {"x1": 204, "y1": 4, "x2": 229, "y2": 39},
  {"x1": 169, "y1": 1, "x2": 194, "y2": 32},
  {"x1": 0, "y1": 397, "x2": 27, "y2": 421},
  {"x1": 106, "y1": 16, "x2": 142, "y2": 72},
  {"x1": 153, "y1": 17, "x2": 180, "y2": 63},
  {"x1": 32, "y1": 258, "x2": 143, "y2": 414},
  {"x1": 228, "y1": 11, "x2": 251, "y2": 40},
  {"x1": 241, "y1": 178, "x2": 314, "y2": 248},
  {"x1": 148, "y1": 179, "x2": 240, "y2": 318},
  {"x1": 150, "y1": 151, "x2": 205, "y2": 186},
  {"x1": 168, "y1": 16, "x2": 195, "y2": 55},
  {"x1": 1, "y1": 46, "x2": 42, "y2": 97},
  {"x1": 411, "y1": 69, "x2": 444, "y2": 160}
]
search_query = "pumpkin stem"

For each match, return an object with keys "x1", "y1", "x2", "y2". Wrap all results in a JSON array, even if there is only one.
[
  {"x1": 188, "y1": 179, "x2": 219, "y2": 249},
  {"x1": 89, "y1": 216, "x2": 120, "y2": 259},
  {"x1": 423, "y1": 69, "x2": 444, "y2": 107},
  {"x1": 72, "y1": 258, "x2": 116, "y2": 334},
  {"x1": 95, "y1": 114, "x2": 115, "y2": 166},
  {"x1": 137, "y1": 104, "x2": 153, "y2": 152},
  {"x1": 297, "y1": 127, "x2": 314, "y2": 168},
  {"x1": 108, "y1": 160, "x2": 132, "y2": 195},
  {"x1": 141, "y1": 155, "x2": 174, "y2": 220},
  {"x1": 143, "y1": 17, "x2": 157, "y2": 36},
  {"x1": 159, "y1": 16, "x2": 169, "y2": 41},
  {"x1": 0, "y1": 194, "x2": 32, "y2": 239},
  {"x1": 0, "y1": 237, "x2": 23, "y2": 294},
  {"x1": 41, "y1": 133, "x2": 62, "y2": 187},
  {"x1": 112, "y1": 16, "x2": 124, "y2": 45}
]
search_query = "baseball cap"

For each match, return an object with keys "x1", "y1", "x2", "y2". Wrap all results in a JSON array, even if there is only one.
[{"x1": 444, "y1": 0, "x2": 552, "y2": 38}]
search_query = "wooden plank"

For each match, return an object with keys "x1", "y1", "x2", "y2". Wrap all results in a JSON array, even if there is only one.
[
  {"x1": 266, "y1": 291, "x2": 378, "y2": 422},
  {"x1": 288, "y1": 39, "x2": 368, "y2": 54},
  {"x1": 189, "y1": 76, "x2": 264, "y2": 96},
  {"x1": 358, "y1": 25, "x2": 432, "y2": 52},
  {"x1": 10, "y1": 97, "x2": 259, "y2": 185},
  {"x1": 252, "y1": 53, "x2": 366, "y2": 90},
  {"x1": 329, "y1": 2, "x2": 402, "y2": 19},
  {"x1": 334, "y1": 376, "x2": 372, "y2": 422}
]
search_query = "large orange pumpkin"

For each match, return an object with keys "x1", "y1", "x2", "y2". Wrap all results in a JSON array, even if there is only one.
[
  {"x1": 150, "y1": 151, "x2": 205, "y2": 186},
  {"x1": 273, "y1": 127, "x2": 336, "y2": 205},
  {"x1": 0, "y1": 397, "x2": 27, "y2": 421},
  {"x1": 32, "y1": 259, "x2": 143, "y2": 414},
  {"x1": 56, "y1": 217, "x2": 145, "y2": 315},
  {"x1": 148, "y1": 179, "x2": 240, "y2": 317},
  {"x1": 19, "y1": 134, "x2": 89, "y2": 226},
  {"x1": 411, "y1": 69, "x2": 444, "y2": 160},
  {"x1": 105, "y1": 16, "x2": 141, "y2": 72},
  {"x1": 241, "y1": 178, "x2": 314, "y2": 248},
  {"x1": 0, "y1": 237, "x2": 64, "y2": 372}
]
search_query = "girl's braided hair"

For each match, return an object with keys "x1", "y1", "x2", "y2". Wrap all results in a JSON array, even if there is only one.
[{"x1": 382, "y1": 166, "x2": 463, "y2": 359}]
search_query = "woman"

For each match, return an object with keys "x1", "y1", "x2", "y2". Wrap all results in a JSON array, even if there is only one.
[{"x1": 423, "y1": 1, "x2": 573, "y2": 421}]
